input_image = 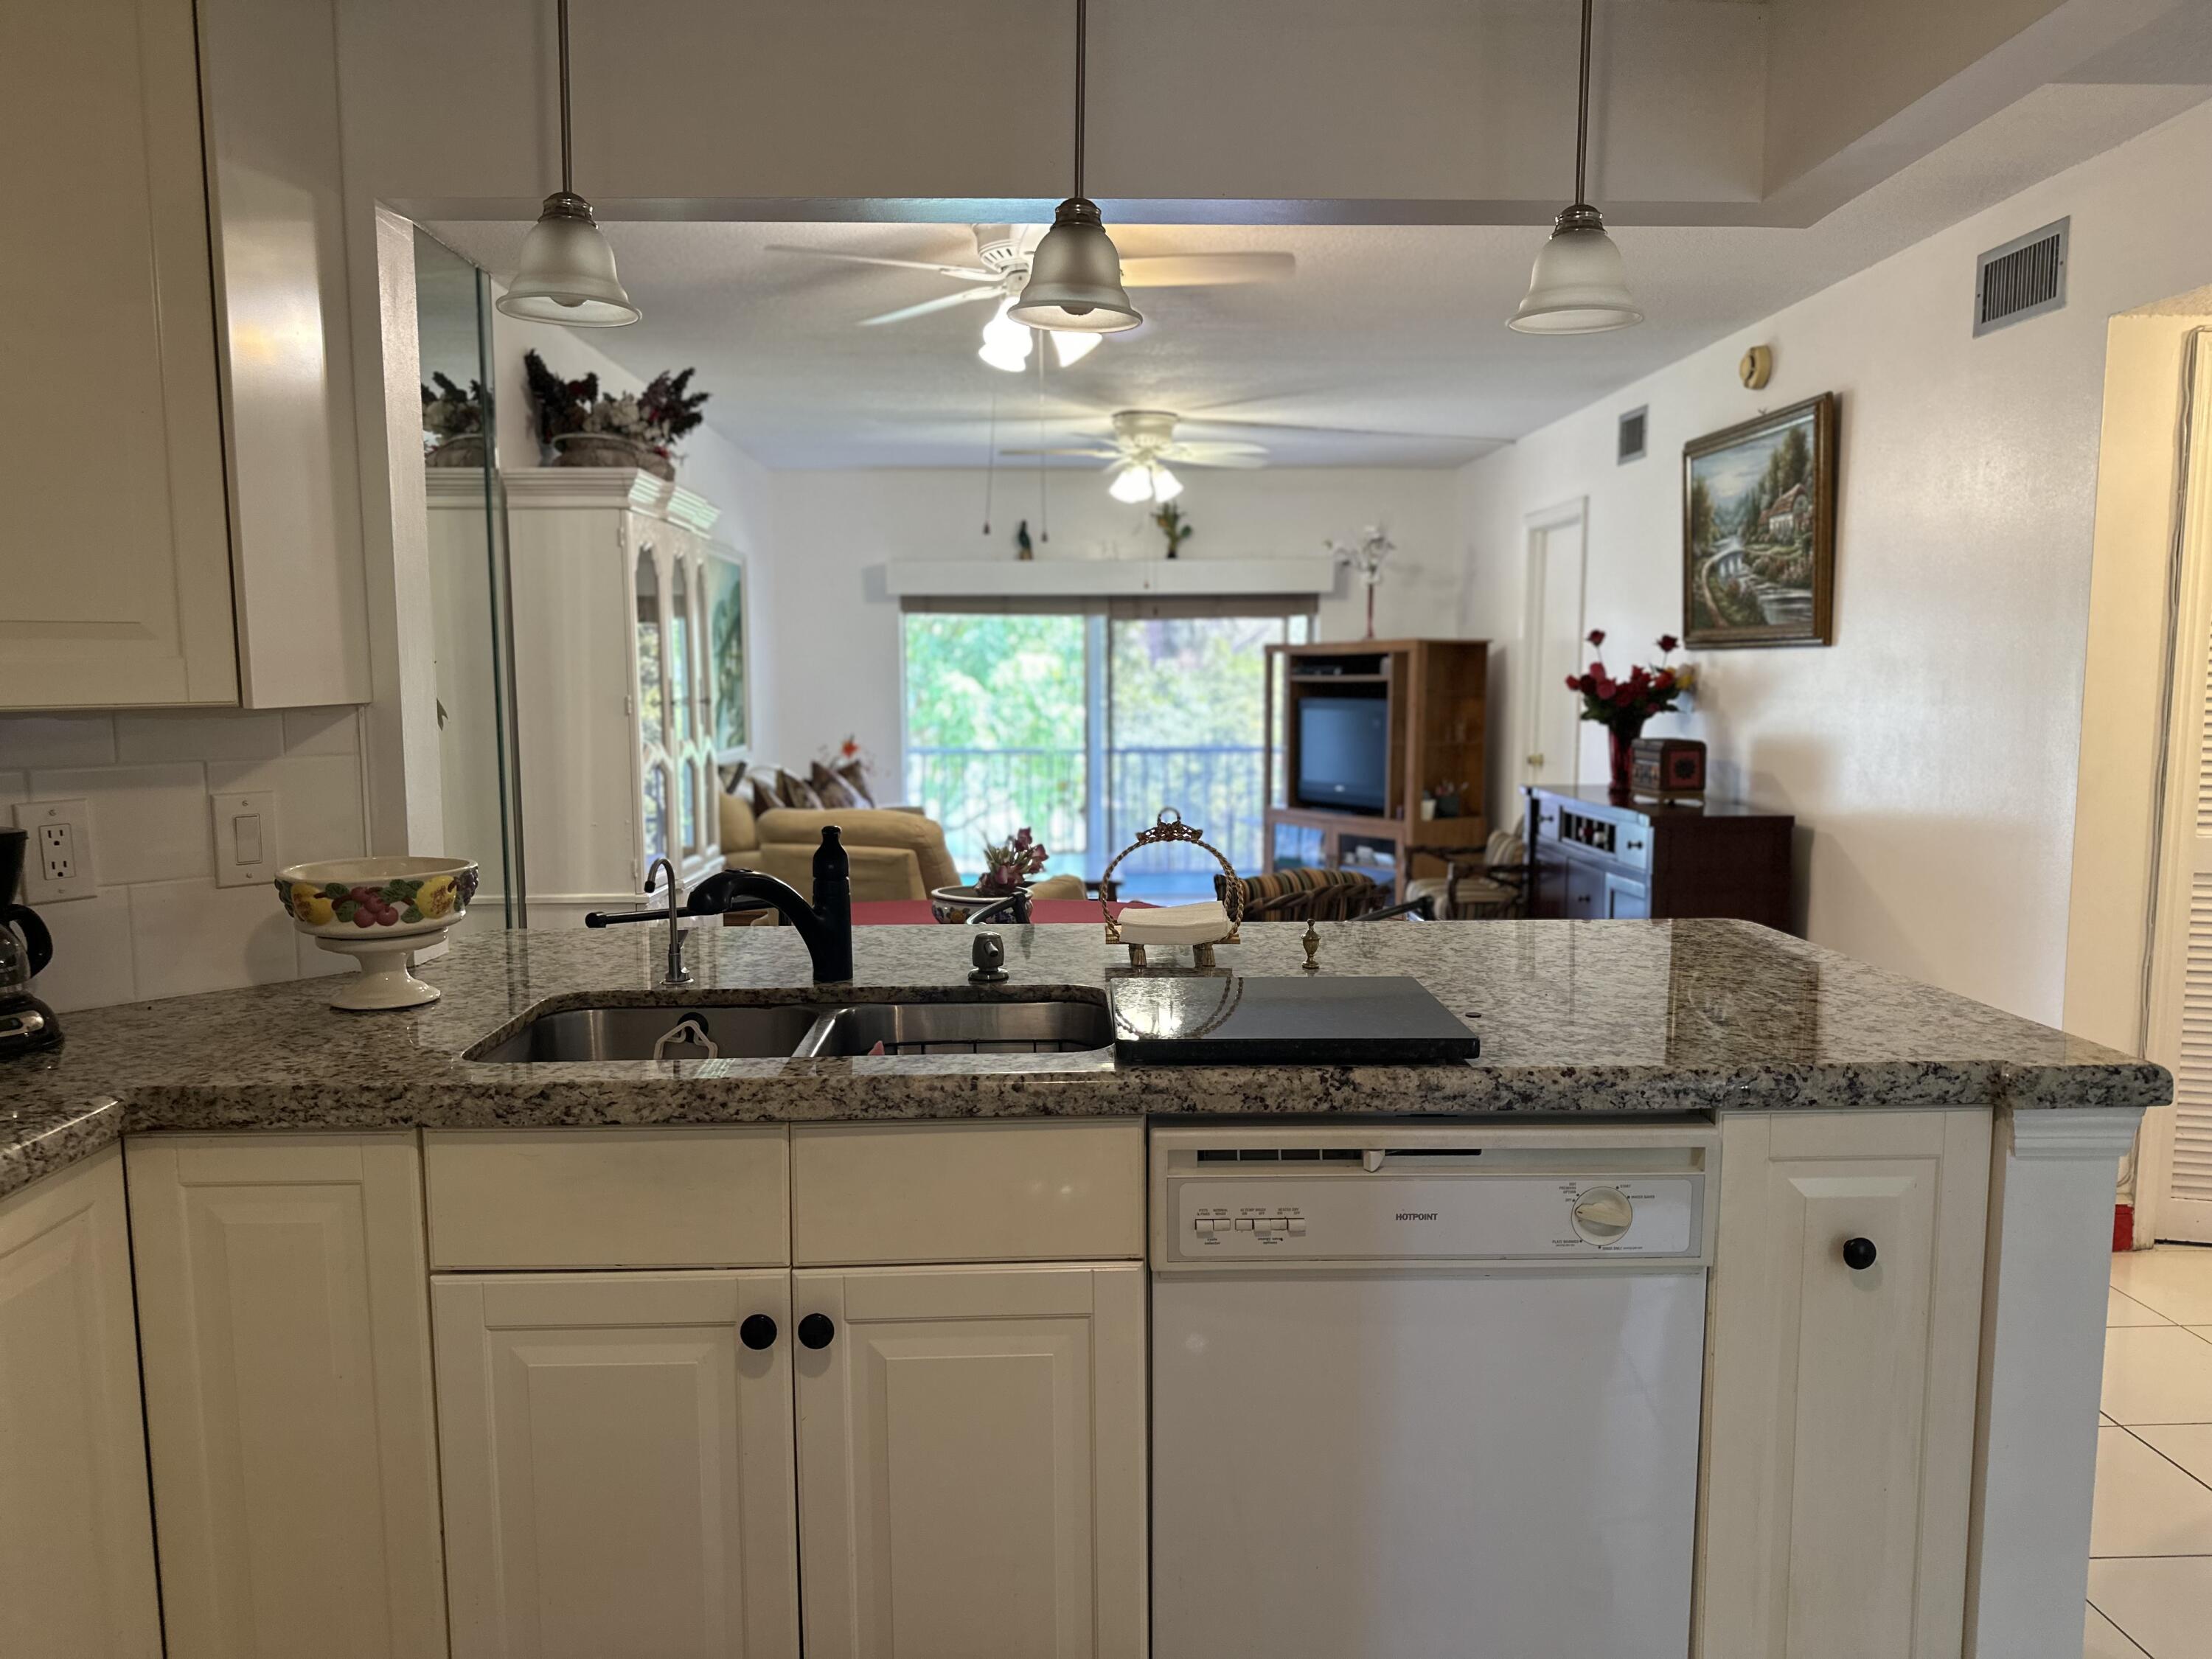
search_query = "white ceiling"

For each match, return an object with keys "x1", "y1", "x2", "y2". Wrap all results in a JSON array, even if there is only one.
[{"x1": 430, "y1": 81, "x2": 2207, "y2": 471}]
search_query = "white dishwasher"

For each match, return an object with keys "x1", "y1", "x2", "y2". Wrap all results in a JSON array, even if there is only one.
[{"x1": 1150, "y1": 1121, "x2": 1715, "y2": 1659}]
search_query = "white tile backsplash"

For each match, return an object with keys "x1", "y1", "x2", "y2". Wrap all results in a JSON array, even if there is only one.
[
  {"x1": 2, "y1": 706, "x2": 372, "y2": 1012},
  {"x1": 0, "y1": 714, "x2": 118, "y2": 770},
  {"x1": 24, "y1": 887, "x2": 137, "y2": 1012},
  {"x1": 128, "y1": 878, "x2": 299, "y2": 1001},
  {"x1": 116, "y1": 710, "x2": 285, "y2": 765},
  {"x1": 281, "y1": 706, "x2": 362, "y2": 756},
  {"x1": 207, "y1": 754, "x2": 366, "y2": 866},
  {"x1": 29, "y1": 762, "x2": 212, "y2": 885}
]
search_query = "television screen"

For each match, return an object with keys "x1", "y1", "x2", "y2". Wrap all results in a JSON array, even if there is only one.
[{"x1": 1296, "y1": 697, "x2": 1388, "y2": 813}]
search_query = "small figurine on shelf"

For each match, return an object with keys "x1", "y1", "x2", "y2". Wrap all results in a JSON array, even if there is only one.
[
  {"x1": 1015, "y1": 519, "x2": 1035, "y2": 561},
  {"x1": 1154, "y1": 503, "x2": 1193, "y2": 559}
]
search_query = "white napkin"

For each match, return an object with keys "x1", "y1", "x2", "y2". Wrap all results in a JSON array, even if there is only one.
[{"x1": 1115, "y1": 900, "x2": 1232, "y2": 947}]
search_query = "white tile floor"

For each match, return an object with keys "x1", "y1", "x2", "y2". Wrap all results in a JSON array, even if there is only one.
[{"x1": 2088, "y1": 1245, "x2": 2212, "y2": 1656}]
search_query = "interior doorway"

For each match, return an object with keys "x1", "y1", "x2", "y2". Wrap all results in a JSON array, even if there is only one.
[{"x1": 1521, "y1": 501, "x2": 1589, "y2": 793}]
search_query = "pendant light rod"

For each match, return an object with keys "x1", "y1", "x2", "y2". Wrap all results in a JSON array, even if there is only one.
[
  {"x1": 1573, "y1": 0, "x2": 1591, "y2": 206},
  {"x1": 557, "y1": 0, "x2": 574, "y2": 195},
  {"x1": 1072, "y1": 0, "x2": 1087, "y2": 199}
]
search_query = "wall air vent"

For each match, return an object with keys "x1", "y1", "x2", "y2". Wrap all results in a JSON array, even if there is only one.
[
  {"x1": 1618, "y1": 406, "x2": 1648, "y2": 463},
  {"x1": 1974, "y1": 218, "x2": 2068, "y2": 336}
]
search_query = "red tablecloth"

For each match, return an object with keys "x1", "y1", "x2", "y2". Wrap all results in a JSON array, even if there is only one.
[{"x1": 849, "y1": 899, "x2": 1152, "y2": 926}]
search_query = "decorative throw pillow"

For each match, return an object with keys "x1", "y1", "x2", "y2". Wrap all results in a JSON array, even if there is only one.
[
  {"x1": 833, "y1": 757, "x2": 876, "y2": 807},
  {"x1": 810, "y1": 762, "x2": 859, "y2": 810},
  {"x1": 719, "y1": 761, "x2": 746, "y2": 796},
  {"x1": 740, "y1": 768, "x2": 781, "y2": 818},
  {"x1": 775, "y1": 768, "x2": 824, "y2": 811}
]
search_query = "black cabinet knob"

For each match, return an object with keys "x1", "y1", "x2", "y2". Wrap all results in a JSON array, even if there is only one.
[
  {"x1": 740, "y1": 1314, "x2": 777, "y2": 1351},
  {"x1": 1843, "y1": 1237, "x2": 1877, "y2": 1271},
  {"x1": 798, "y1": 1312, "x2": 836, "y2": 1349}
]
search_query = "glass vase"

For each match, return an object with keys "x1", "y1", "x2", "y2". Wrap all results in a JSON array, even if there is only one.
[{"x1": 1607, "y1": 716, "x2": 1649, "y2": 799}]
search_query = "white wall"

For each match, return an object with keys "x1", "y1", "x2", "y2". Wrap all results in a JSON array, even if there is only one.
[
  {"x1": 754, "y1": 467, "x2": 1465, "y2": 781},
  {"x1": 1456, "y1": 98, "x2": 2212, "y2": 1026},
  {"x1": 1, "y1": 709, "x2": 367, "y2": 1012}
]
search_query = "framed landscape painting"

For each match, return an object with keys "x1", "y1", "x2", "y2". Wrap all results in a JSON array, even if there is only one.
[
  {"x1": 703, "y1": 546, "x2": 749, "y2": 759},
  {"x1": 1681, "y1": 392, "x2": 1838, "y2": 647}
]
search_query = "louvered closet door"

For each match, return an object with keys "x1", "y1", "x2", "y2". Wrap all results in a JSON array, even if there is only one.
[{"x1": 2158, "y1": 345, "x2": 2212, "y2": 1243}]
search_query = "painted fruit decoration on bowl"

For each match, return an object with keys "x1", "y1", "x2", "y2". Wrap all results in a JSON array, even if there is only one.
[{"x1": 274, "y1": 857, "x2": 478, "y2": 1011}]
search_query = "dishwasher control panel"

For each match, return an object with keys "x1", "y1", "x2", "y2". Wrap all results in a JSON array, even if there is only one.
[
  {"x1": 1152, "y1": 1125, "x2": 1716, "y2": 1270},
  {"x1": 1173, "y1": 1174, "x2": 1698, "y2": 1262}
]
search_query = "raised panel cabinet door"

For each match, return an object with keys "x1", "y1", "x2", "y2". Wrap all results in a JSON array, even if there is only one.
[
  {"x1": 1698, "y1": 1111, "x2": 1991, "y2": 1659},
  {"x1": 0, "y1": 1146, "x2": 163, "y2": 1658},
  {"x1": 0, "y1": 0, "x2": 236, "y2": 707},
  {"x1": 795, "y1": 1263, "x2": 1147, "y2": 1659},
  {"x1": 431, "y1": 1270, "x2": 800, "y2": 1659},
  {"x1": 126, "y1": 1134, "x2": 448, "y2": 1659}
]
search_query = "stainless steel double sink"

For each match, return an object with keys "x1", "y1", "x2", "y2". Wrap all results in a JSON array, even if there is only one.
[{"x1": 466, "y1": 998, "x2": 1113, "y2": 1063}]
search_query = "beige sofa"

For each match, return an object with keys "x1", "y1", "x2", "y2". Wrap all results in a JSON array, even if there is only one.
[{"x1": 719, "y1": 790, "x2": 960, "y2": 902}]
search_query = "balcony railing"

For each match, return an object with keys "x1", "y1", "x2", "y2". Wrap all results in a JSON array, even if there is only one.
[{"x1": 906, "y1": 744, "x2": 1268, "y2": 883}]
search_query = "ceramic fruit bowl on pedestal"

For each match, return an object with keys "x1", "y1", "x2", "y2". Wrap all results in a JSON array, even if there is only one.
[{"x1": 274, "y1": 858, "x2": 478, "y2": 1011}]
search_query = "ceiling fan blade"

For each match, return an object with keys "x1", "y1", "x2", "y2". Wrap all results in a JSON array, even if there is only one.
[
  {"x1": 767, "y1": 246, "x2": 995, "y2": 282},
  {"x1": 1118, "y1": 252, "x2": 1296, "y2": 288},
  {"x1": 857, "y1": 288, "x2": 1003, "y2": 327},
  {"x1": 999, "y1": 446, "x2": 1120, "y2": 459},
  {"x1": 1183, "y1": 416, "x2": 1512, "y2": 446},
  {"x1": 1171, "y1": 448, "x2": 1269, "y2": 470},
  {"x1": 1169, "y1": 440, "x2": 1270, "y2": 459}
]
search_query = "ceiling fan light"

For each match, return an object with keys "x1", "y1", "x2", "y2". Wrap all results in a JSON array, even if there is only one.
[
  {"x1": 496, "y1": 191, "x2": 641, "y2": 327},
  {"x1": 1009, "y1": 198, "x2": 1141, "y2": 333},
  {"x1": 1150, "y1": 463, "x2": 1183, "y2": 503},
  {"x1": 978, "y1": 298, "x2": 1034, "y2": 372},
  {"x1": 1051, "y1": 328, "x2": 1102, "y2": 366},
  {"x1": 1509, "y1": 209, "x2": 1641, "y2": 335},
  {"x1": 1107, "y1": 465, "x2": 1155, "y2": 504}
]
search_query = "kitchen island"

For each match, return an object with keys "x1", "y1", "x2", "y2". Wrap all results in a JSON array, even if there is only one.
[{"x1": 0, "y1": 919, "x2": 2167, "y2": 1659}]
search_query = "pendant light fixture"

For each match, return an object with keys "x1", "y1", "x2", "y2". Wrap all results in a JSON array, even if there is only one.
[
  {"x1": 1508, "y1": 0, "x2": 1641, "y2": 335},
  {"x1": 1009, "y1": 0, "x2": 1141, "y2": 333},
  {"x1": 497, "y1": 0, "x2": 641, "y2": 327}
]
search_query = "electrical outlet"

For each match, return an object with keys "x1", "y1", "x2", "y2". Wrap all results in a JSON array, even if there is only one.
[
  {"x1": 209, "y1": 790, "x2": 279, "y2": 888},
  {"x1": 13, "y1": 799, "x2": 96, "y2": 902}
]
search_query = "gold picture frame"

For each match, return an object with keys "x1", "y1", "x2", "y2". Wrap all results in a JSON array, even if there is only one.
[{"x1": 1682, "y1": 392, "x2": 1838, "y2": 648}]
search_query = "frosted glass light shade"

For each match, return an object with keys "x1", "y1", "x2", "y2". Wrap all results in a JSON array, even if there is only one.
[
  {"x1": 1009, "y1": 198, "x2": 1141, "y2": 333},
  {"x1": 496, "y1": 192, "x2": 641, "y2": 327},
  {"x1": 978, "y1": 298, "x2": 1034, "y2": 372},
  {"x1": 1508, "y1": 209, "x2": 1641, "y2": 335},
  {"x1": 1108, "y1": 461, "x2": 1180, "y2": 504}
]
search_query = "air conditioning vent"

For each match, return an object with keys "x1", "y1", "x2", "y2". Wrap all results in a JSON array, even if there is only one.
[
  {"x1": 1618, "y1": 406, "x2": 1648, "y2": 463},
  {"x1": 1975, "y1": 218, "x2": 2068, "y2": 336}
]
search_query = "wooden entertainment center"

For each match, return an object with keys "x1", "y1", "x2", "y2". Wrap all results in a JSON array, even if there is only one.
[{"x1": 1262, "y1": 639, "x2": 1489, "y2": 899}]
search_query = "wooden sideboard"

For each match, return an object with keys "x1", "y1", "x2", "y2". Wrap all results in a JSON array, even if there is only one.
[{"x1": 1523, "y1": 785, "x2": 1796, "y2": 932}]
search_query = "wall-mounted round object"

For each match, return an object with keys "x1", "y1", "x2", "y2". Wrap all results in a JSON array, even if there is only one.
[{"x1": 1739, "y1": 345, "x2": 1774, "y2": 390}]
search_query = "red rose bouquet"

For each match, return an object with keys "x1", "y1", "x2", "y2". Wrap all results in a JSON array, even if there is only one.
[{"x1": 1565, "y1": 631, "x2": 1694, "y2": 792}]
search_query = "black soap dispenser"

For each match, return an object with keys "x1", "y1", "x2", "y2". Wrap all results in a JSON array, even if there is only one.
[{"x1": 813, "y1": 825, "x2": 854, "y2": 981}]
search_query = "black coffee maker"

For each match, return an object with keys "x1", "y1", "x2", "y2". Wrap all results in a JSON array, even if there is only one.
[{"x1": 0, "y1": 827, "x2": 60, "y2": 1054}]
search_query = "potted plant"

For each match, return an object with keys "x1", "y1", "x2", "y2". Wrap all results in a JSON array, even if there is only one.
[
  {"x1": 421, "y1": 372, "x2": 488, "y2": 467},
  {"x1": 1327, "y1": 526, "x2": 1395, "y2": 640},
  {"x1": 930, "y1": 827, "x2": 1052, "y2": 923},
  {"x1": 1567, "y1": 630, "x2": 1694, "y2": 797},
  {"x1": 524, "y1": 350, "x2": 709, "y2": 481}
]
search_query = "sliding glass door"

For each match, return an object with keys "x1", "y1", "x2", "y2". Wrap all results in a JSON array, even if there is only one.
[{"x1": 902, "y1": 604, "x2": 1308, "y2": 894}]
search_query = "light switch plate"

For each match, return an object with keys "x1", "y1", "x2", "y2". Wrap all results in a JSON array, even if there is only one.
[
  {"x1": 209, "y1": 790, "x2": 279, "y2": 888},
  {"x1": 13, "y1": 799, "x2": 96, "y2": 902}
]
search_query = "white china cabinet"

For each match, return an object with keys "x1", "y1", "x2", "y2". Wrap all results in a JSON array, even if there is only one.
[{"x1": 501, "y1": 470, "x2": 725, "y2": 925}]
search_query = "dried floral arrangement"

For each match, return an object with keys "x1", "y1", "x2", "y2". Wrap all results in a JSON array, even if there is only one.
[
  {"x1": 976, "y1": 827, "x2": 1050, "y2": 897},
  {"x1": 420, "y1": 372, "x2": 487, "y2": 442},
  {"x1": 1153, "y1": 503, "x2": 1193, "y2": 559},
  {"x1": 522, "y1": 349, "x2": 710, "y2": 462}
]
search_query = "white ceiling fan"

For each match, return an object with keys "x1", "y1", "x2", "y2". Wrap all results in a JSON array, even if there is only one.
[
  {"x1": 1001, "y1": 409, "x2": 1270, "y2": 503},
  {"x1": 766, "y1": 226, "x2": 1295, "y2": 371}
]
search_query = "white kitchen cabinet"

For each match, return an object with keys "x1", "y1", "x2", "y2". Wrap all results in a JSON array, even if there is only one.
[
  {"x1": 126, "y1": 1133, "x2": 448, "y2": 1659},
  {"x1": 1, "y1": 0, "x2": 235, "y2": 707},
  {"x1": 1697, "y1": 1110, "x2": 1992, "y2": 1659},
  {"x1": 432, "y1": 1270, "x2": 801, "y2": 1659},
  {"x1": 504, "y1": 470, "x2": 726, "y2": 925},
  {"x1": 794, "y1": 1263, "x2": 1148, "y2": 1659},
  {"x1": 0, "y1": 1145, "x2": 163, "y2": 1659}
]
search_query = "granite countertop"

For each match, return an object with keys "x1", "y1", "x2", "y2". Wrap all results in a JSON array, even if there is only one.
[{"x1": 0, "y1": 919, "x2": 2168, "y2": 1202}]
